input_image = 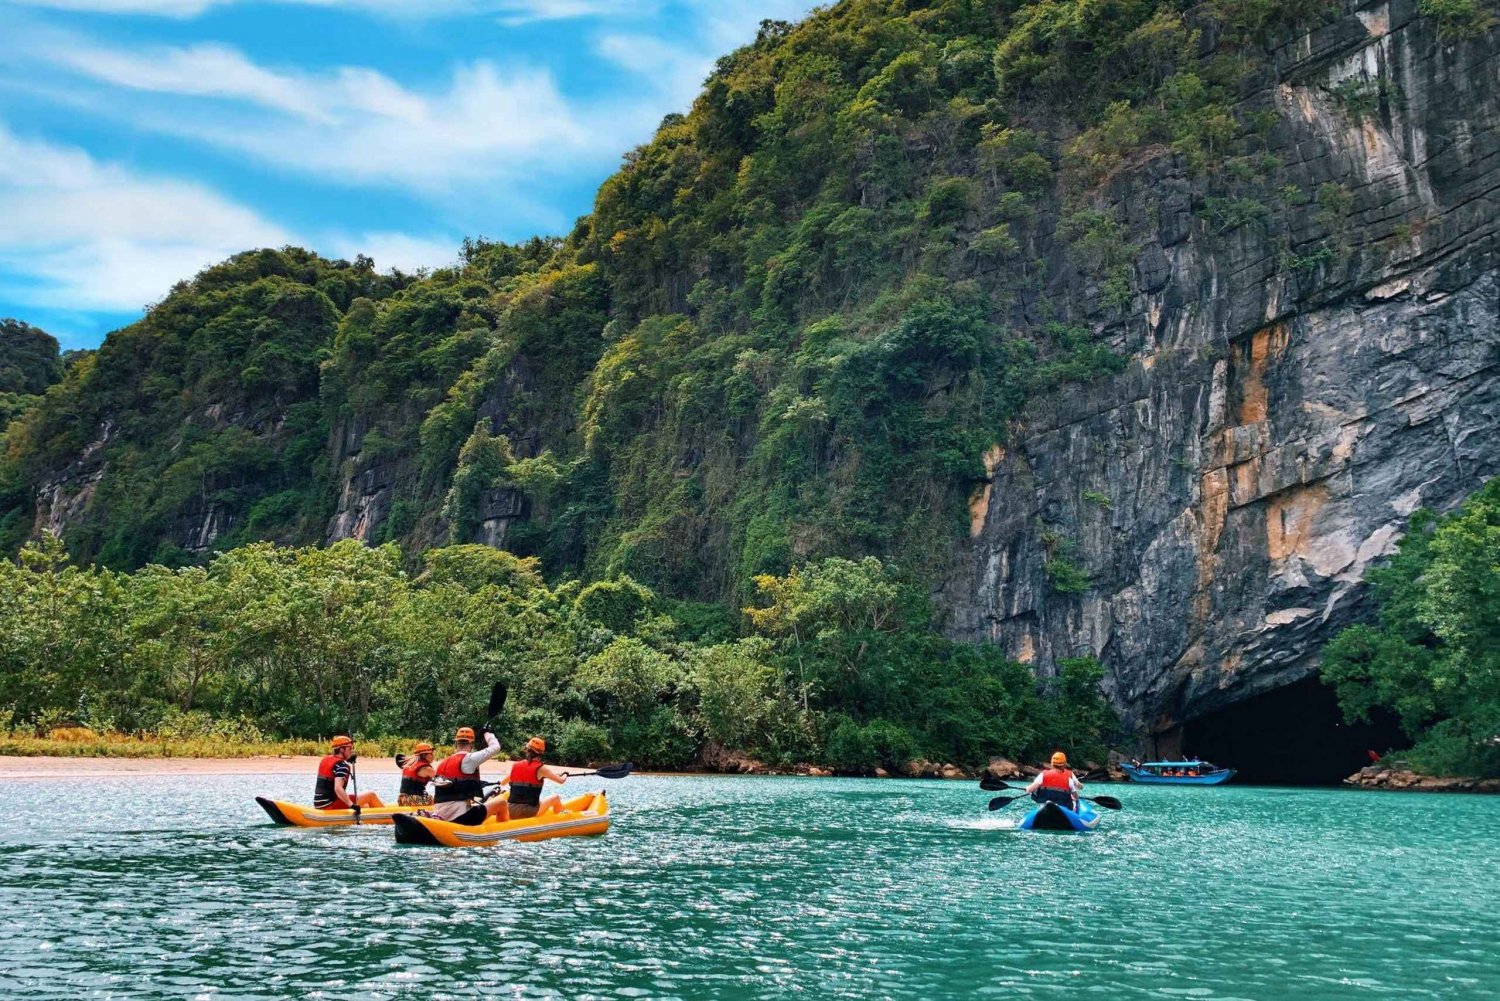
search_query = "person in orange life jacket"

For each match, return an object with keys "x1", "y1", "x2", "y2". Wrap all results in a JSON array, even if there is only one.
[
  {"x1": 430, "y1": 726, "x2": 509, "y2": 825},
  {"x1": 1025, "y1": 751, "x2": 1082, "y2": 812},
  {"x1": 313, "y1": 736, "x2": 385, "y2": 810},
  {"x1": 397, "y1": 742, "x2": 436, "y2": 806},
  {"x1": 491, "y1": 737, "x2": 568, "y2": 821}
]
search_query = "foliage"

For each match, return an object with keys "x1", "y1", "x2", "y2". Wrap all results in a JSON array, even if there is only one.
[
  {"x1": 1321, "y1": 478, "x2": 1500, "y2": 777},
  {"x1": 0, "y1": 539, "x2": 1118, "y2": 773},
  {"x1": 0, "y1": 319, "x2": 62, "y2": 396},
  {"x1": 1418, "y1": 0, "x2": 1496, "y2": 38}
]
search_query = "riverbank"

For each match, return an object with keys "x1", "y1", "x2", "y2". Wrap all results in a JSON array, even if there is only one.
[
  {"x1": 1344, "y1": 763, "x2": 1500, "y2": 793},
  {"x1": 0, "y1": 732, "x2": 412, "y2": 760},
  {"x1": 0, "y1": 754, "x2": 403, "y2": 779}
]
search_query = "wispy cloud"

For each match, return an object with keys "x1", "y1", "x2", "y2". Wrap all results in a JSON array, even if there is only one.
[
  {"x1": 37, "y1": 38, "x2": 609, "y2": 194},
  {"x1": 0, "y1": 124, "x2": 292, "y2": 310},
  {"x1": 0, "y1": 124, "x2": 461, "y2": 312},
  {"x1": 8, "y1": 0, "x2": 650, "y2": 19}
]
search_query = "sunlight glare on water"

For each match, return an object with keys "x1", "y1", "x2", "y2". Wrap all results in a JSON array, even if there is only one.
[{"x1": 0, "y1": 775, "x2": 1496, "y2": 998}]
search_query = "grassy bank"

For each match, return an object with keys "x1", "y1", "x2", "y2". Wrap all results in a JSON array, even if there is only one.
[{"x1": 0, "y1": 729, "x2": 415, "y2": 759}]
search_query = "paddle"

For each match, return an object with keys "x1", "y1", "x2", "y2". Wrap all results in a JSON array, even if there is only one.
[
  {"x1": 987, "y1": 793, "x2": 1123, "y2": 811},
  {"x1": 395, "y1": 681, "x2": 510, "y2": 768},
  {"x1": 556, "y1": 762, "x2": 634, "y2": 780},
  {"x1": 348, "y1": 753, "x2": 362, "y2": 824},
  {"x1": 471, "y1": 762, "x2": 633, "y2": 800}
]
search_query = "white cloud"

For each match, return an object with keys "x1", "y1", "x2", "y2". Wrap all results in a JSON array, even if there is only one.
[
  {"x1": 0, "y1": 125, "x2": 292, "y2": 310},
  {"x1": 48, "y1": 41, "x2": 332, "y2": 120},
  {"x1": 6, "y1": 0, "x2": 224, "y2": 15},
  {"x1": 40, "y1": 39, "x2": 606, "y2": 193},
  {"x1": 7, "y1": 0, "x2": 649, "y2": 18}
]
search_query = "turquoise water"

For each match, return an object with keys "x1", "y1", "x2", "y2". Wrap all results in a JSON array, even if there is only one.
[{"x1": 1, "y1": 775, "x2": 1497, "y2": 999}]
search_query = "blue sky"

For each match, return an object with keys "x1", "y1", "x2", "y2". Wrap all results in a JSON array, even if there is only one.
[{"x1": 0, "y1": 0, "x2": 819, "y2": 348}]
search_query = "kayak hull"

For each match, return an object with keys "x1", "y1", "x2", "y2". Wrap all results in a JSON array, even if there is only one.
[
  {"x1": 392, "y1": 792, "x2": 610, "y2": 847},
  {"x1": 255, "y1": 796, "x2": 424, "y2": 827},
  {"x1": 1020, "y1": 801, "x2": 1100, "y2": 832}
]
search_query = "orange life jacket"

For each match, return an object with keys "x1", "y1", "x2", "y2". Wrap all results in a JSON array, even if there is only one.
[{"x1": 1040, "y1": 767, "x2": 1074, "y2": 791}]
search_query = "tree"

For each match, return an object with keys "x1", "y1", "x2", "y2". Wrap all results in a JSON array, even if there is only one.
[{"x1": 1322, "y1": 478, "x2": 1500, "y2": 776}]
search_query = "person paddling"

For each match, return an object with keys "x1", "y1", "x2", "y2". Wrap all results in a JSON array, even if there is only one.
[
  {"x1": 397, "y1": 742, "x2": 436, "y2": 806},
  {"x1": 1025, "y1": 751, "x2": 1082, "y2": 812},
  {"x1": 493, "y1": 737, "x2": 568, "y2": 821},
  {"x1": 314, "y1": 736, "x2": 385, "y2": 811},
  {"x1": 430, "y1": 726, "x2": 508, "y2": 826}
]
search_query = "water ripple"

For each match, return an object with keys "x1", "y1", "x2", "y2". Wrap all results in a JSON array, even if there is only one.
[{"x1": 0, "y1": 776, "x2": 1496, "y2": 998}]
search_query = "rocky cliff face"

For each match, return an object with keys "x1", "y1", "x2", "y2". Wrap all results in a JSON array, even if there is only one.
[{"x1": 945, "y1": 0, "x2": 1500, "y2": 735}]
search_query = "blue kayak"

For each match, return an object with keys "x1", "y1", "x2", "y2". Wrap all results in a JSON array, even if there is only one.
[{"x1": 1020, "y1": 800, "x2": 1100, "y2": 832}]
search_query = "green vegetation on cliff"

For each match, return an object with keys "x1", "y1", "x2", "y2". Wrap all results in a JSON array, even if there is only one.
[
  {"x1": 1322, "y1": 477, "x2": 1500, "y2": 778},
  {"x1": 0, "y1": 0, "x2": 1361, "y2": 595},
  {"x1": 0, "y1": 534, "x2": 1116, "y2": 771}
]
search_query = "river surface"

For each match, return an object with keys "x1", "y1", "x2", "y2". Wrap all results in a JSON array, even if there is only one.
[{"x1": 1, "y1": 774, "x2": 1496, "y2": 999}]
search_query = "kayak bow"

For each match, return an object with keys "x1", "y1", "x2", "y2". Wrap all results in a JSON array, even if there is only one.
[{"x1": 255, "y1": 797, "x2": 424, "y2": 827}]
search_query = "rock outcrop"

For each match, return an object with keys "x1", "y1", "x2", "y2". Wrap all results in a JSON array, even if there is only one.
[{"x1": 945, "y1": 0, "x2": 1500, "y2": 735}]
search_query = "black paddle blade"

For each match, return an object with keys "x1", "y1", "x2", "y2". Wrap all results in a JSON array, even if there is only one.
[
  {"x1": 394, "y1": 753, "x2": 407, "y2": 768},
  {"x1": 486, "y1": 682, "x2": 508, "y2": 720},
  {"x1": 1089, "y1": 795, "x2": 1123, "y2": 810},
  {"x1": 978, "y1": 776, "x2": 1011, "y2": 792},
  {"x1": 594, "y1": 762, "x2": 634, "y2": 780},
  {"x1": 987, "y1": 795, "x2": 1021, "y2": 811}
]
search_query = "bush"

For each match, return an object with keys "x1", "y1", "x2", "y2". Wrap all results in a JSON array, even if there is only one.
[
  {"x1": 824, "y1": 717, "x2": 918, "y2": 773},
  {"x1": 556, "y1": 719, "x2": 613, "y2": 764}
]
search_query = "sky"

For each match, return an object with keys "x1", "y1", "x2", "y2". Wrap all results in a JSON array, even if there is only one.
[{"x1": 0, "y1": 0, "x2": 820, "y2": 349}]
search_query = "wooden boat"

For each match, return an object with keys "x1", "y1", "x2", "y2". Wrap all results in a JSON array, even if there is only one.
[{"x1": 1121, "y1": 760, "x2": 1235, "y2": 785}]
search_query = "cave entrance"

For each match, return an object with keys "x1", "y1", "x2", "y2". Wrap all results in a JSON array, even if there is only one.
[{"x1": 1177, "y1": 677, "x2": 1406, "y2": 785}]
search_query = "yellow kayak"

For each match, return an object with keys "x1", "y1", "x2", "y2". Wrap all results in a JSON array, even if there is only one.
[
  {"x1": 391, "y1": 792, "x2": 610, "y2": 847},
  {"x1": 255, "y1": 796, "x2": 426, "y2": 827}
]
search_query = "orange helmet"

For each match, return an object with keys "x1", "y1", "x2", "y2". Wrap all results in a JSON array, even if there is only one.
[
  {"x1": 331, "y1": 735, "x2": 353, "y2": 749},
  {"x1": 412, "y1": 742, "x2": 435, "y2": 755},
  {"x1": 526, "y1": 737, "x2": 546, "y2": 754},
  {"x1": 455, "y1": 727, "x2": 476, "y2": 742},
  {"x1": 1050, "y1": 751, "x2": 1068, "y2": 767}
]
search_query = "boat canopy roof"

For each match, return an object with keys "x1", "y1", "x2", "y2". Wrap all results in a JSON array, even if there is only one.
[{"x1": 1136, "y1": 760, "x2": 1220, "y2": 768}]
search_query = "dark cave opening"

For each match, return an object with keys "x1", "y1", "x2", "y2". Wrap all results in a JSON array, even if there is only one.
[{"x1": 1177, "y1": 677, "x2": 1407, "y2": 785}]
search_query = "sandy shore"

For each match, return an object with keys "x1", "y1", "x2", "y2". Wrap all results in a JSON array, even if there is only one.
[{"x1": 0, "y1": 755, "x2": 404, "y2": 780}]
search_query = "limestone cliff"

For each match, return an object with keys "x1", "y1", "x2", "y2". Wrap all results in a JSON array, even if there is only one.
[{"x1": 945, "y1": 0, "x2": 1500, "y2": 734}]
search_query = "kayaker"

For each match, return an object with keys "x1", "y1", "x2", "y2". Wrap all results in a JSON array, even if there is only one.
[
  {"x1": 430, "y1": 726, "x2": 509, "y2": 825},
  {"x1": 1025, "y1": 751, "x2": 1082, "y2": 812},
  {"x1": 493, "y1": 736, "x2": 568, "y2": 821},
  {"x1": 397, "y1": 742, "x2": 436, "y2": 806},
  {"x1": 314, "y1": 735, "x2": 385, "y2": 811}
]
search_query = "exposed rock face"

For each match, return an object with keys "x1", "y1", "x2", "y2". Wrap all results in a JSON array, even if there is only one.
[{"x1": 945, "y1": 0, "x2": 1500, "y2": 735}]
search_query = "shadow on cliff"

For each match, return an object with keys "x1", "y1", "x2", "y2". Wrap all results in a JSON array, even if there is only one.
[{"x1": 1177, "y1": 678, "x2": 1405, "y2": 786}]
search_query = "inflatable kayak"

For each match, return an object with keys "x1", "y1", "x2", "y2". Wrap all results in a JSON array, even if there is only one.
[
  {"x1": 255, "y1": 797, "x2": 426, "y2": 827},
  {"x1": 1020, "y1": 800, "x2": 1100, "y2": 832},
  {"x1": 392, "y1": 792, "x2": 610, "y2": 847}
]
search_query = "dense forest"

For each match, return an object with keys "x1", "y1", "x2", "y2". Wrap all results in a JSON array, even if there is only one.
[
  {"x1": 0, "y1": 533, "x2": 1116, "y2": 770},
  {"x1": 1, "y1": 0, "x2": 1495, "y2": 769}
]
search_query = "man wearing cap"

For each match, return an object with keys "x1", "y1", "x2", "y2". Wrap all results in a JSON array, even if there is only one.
[
  {"x1": 314, "y1": 736, "x2": 385, "y2": 811},
  {"x1": 430, "y1": 726, "x2": 508, "y2": 825},
  {"x1": 1025, "y1": 751, "x2": 1082, "y2": 812},
  {"x1": 492, "y1": 737, "x2": 569, "y2": 821},
  {"x1": 397, "y1": 742, "x2": 437, "y2": 806}
]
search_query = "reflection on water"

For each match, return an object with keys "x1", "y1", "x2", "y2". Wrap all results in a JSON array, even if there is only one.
[{"x1": 0, "y1": 775, "x2": 1496, "y2": 998}]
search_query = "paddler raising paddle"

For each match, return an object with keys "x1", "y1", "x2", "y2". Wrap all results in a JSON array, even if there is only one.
[
  {"x1": 430, "y1": 726, "x2": 509, "y2": 826},
  {"x1": 1025, "y1": 750, "x2": 1082, "y2": 812},
  {"x1": 314, "y1": 736, "x2": 385, "y2": 811}
]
